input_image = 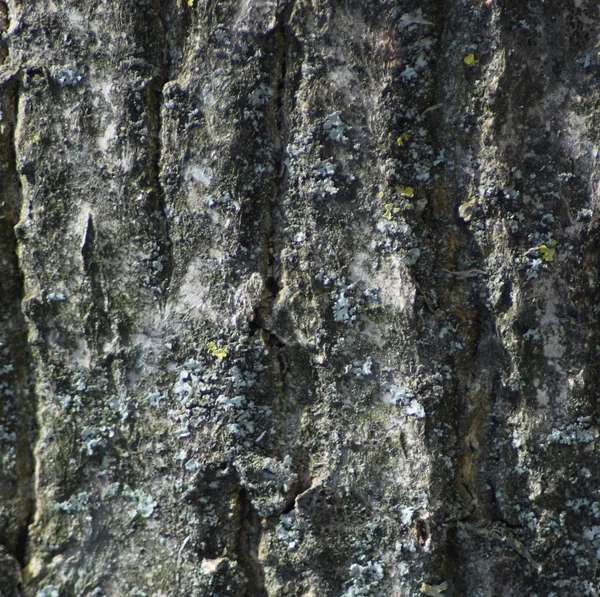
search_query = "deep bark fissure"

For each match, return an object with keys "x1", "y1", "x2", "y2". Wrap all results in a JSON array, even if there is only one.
[
  {"x1": 281, "y1": 468, "x2": 312, "y2": 515},
  {"x1": 146, "y1": 2, "x2": 175, "y2": 303},
  {"x1": 233, "y1": 9, "x2": 301, "y2": 592},
  {"x1": 247, "y1": 0, "x2": 299, "y2": 446},
  {"x1": 424, "y1": 0, "x2": 500, "y2": 530},
  {"x1": 269, "y1": 0, "x2": 302, "y2": 455},
  {"x1": 81, "y1": 213, "x2": 112, "y2": 348},
  {"x1": 0, "y1": 72, "x2": 37, "y2": 572},
  {"x1": 236, "y1": 488, "x2": 267, "y2": 597},
  {"x1": 147, "y1": 107, "x2": 174, "y2": 303},
  {"x1": 13, "y1": 509, "x2": 32, "y2": 570},
  {"x1": 258, "y1": 0, "x2": 297, "y2": 310}
]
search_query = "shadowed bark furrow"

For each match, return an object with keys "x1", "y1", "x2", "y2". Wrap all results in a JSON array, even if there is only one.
[{"x1": 0, "y1": 56, "x2": 36, "y2": 596}]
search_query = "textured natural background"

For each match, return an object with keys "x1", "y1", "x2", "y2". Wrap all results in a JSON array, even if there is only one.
[{"x1": 1, "y1": 0, "x2": 600, "y2": 595}]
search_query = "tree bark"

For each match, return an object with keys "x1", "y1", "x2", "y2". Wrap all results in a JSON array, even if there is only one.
[{"x1": 1, "y1": 0, "x2": 599, "y2": 595}]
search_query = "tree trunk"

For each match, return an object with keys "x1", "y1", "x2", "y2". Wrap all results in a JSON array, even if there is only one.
[{"x1": 1, "y1": 0, "x2": 599, "y2": 595}]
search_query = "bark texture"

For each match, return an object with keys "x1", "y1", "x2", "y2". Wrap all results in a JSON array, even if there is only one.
[{"x1": 1, "y1": 0, "x2": 600, "y2": 595}]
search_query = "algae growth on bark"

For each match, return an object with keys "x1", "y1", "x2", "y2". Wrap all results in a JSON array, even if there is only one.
[{"x1": 1, "y1": 0, "x2": 600, "y2": 595}]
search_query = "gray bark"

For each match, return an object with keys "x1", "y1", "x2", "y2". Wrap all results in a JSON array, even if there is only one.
[{"x1": 0, "y1": 0, "x2": 599, "y2": 595}]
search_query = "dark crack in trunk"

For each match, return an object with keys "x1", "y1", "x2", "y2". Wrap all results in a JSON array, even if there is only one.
[
  {"x1": 145, "y1": 1, "x2": 175, "y2": 303},
  {"x1": 236, "y1": 488, "x2": 267, "y2": 597},
  {"x1": 0, "y1": 67, "x2": 36, "y2": 586}
]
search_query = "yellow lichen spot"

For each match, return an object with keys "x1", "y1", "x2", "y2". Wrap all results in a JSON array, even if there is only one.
[
  {"x1": 396, "y1": 186, "x2": 415, "y2": 198},
  {"x1": 463, "y1": 53, "x2": 477, "y2": 65},
  {"x1": 396, "y1": 132, "x2": 411, "y2": 147},
  {"x1": 540, "y1": 240, "x2": 557, "y2": 262},
  {"x1": 187, "y1": 0, "x2": 194, "y2": 6},
  {"x1": 33, "y1": 134, "x2": 41, "y2": 144},
  {"x1": 208, "y1": 341, "x2": 227, "y2": 360},
  {"x1": 377, "y1": 191, "x2": 384, "y2": 200},
  {"x1": 383, "y1": 203, "x2": 394, "y2": 220}
]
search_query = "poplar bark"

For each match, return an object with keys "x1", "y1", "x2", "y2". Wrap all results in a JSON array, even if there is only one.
[{"x1": 1, "y1": 1, "x2": 599, "y2": 595}]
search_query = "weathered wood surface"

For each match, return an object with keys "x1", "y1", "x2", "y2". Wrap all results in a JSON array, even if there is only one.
[{"x1": 1, "y1": 1, "x2": 599, "y2": 595}]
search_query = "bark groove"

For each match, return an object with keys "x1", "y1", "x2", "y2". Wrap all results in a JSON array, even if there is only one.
[{"x1": 0, "y1": 63, "x2": 36, "y2": 593}]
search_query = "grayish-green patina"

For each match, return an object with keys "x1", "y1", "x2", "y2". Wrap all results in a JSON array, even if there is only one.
[{"x1": 1, "y1": 0, "x2": 600, "y2": 595}]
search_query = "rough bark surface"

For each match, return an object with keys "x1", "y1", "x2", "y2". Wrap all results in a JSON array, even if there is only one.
[{"x1": 0, "y1": 0, "x2": 599, "y2": 595}]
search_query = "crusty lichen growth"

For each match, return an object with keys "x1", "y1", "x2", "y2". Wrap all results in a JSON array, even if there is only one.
[{"x1": 0, "y1": 0, "x2": 599, "y2": 596}]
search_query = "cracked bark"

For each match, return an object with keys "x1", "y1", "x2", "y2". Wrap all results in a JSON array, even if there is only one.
[
  {"x1": 236, "y1": 487, "x2": 267, "y2": 597},
  {"x1": 0, "y1": 66, "x2": 35, "y2": 595},
  {"x1": 2, "y1": 1, "x2": 600, "y2": 596}
]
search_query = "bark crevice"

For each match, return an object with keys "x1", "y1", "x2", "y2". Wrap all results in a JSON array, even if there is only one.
[
  {"x1": 146, "y1": 3, "x2": 175, "y2": 303},
  {"x1": 236, "y1": 488, "x2": 267, "y2": 597},
  {"x1": 246, "y1": 0, "x2": 301, "y2": 453},
  {"x1": 258, "y1": 0, "x2": 298, "y2": 305},
  {"x1": 0, "y1": 68, "x2": 36, "y2": 575}
]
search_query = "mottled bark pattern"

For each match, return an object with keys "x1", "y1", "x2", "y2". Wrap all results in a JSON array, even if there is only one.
[{"x1": 0, "y1": 0, "x2": 599, "y2": 595}]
